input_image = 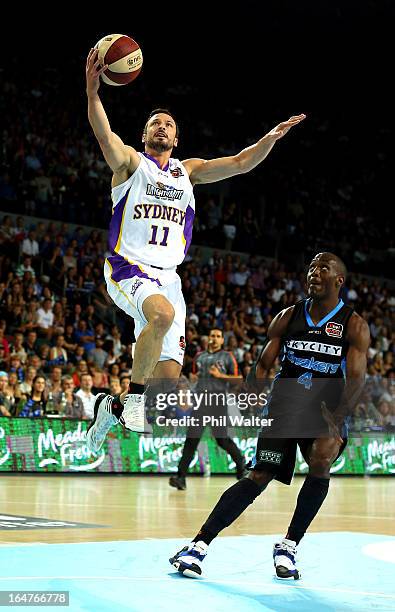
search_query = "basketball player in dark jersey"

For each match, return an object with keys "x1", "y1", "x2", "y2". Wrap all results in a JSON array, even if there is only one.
[{"x1": 169, "y1": 252, "x2": 370, "y2": 580}]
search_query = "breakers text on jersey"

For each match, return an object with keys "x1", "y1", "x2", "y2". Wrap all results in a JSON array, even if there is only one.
[{"x1": 285, "y1": 349, "x2": 340, "y2": 374}]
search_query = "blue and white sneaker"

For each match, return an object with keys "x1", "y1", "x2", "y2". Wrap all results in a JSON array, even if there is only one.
[
  {"x1": 86, "y1": 394, "x2": 118, "y2": 453},
  {"x1": 169, "y1": 541, "x2": 208, "y2": 578},
  {"x1": 273, "y1": 538, "x2": 301, "y2": 580}
]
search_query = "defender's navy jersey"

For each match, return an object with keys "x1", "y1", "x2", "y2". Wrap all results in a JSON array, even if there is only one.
[{"x1": 270, "y1": 298, "x2": 354, "y2": 409}]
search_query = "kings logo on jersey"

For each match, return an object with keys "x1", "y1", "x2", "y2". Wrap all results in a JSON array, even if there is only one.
[
  {"x1": 325, "y1": 321, "x2": 343, "y2": 338},
  {"x1": 170, "y1": 166, "x2": 184, "y2": 178}
]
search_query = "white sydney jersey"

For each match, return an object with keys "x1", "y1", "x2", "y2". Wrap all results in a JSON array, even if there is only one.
[{"x1": 108, "y1": 153, "x2": 195, "y2": 269}]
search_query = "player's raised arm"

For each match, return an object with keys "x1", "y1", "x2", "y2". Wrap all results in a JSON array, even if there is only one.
[
  {"x1": 183, "y1": 115, "x2": 306, "y2": 185},
  {"x1": 86, "y1": 48, "x2": 140, "y2": 175}
]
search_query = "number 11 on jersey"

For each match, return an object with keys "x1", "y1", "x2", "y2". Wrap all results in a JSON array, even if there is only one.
[{"x1": 149, "y1": 225, "x2": 169, "y2": 246}]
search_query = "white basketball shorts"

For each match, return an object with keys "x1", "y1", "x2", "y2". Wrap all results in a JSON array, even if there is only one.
[{"x1": 104, "y1": 256, "x2": 185, "y2": 365}]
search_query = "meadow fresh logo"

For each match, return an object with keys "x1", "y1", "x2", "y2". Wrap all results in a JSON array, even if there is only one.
[{"x1": 37, "y1": 423, "x2": 105, "y2": 471}]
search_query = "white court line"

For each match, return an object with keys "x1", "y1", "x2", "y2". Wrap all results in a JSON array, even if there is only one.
[
  {"x1": 0, "y1": 575, "x2": 394, "y2": 600},
  {"x1": 1, "y1": 500, "x2": 393, "y2": 521}
]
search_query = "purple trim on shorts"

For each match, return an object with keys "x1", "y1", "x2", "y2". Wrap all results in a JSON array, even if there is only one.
[
  {"x1": 108, "y1": 187, "x2": 131, "y2": 252},
  {"x1": 183, "y1": 204, "x2": 195, "y2": 254},
  {"x1": 142, "y1": 152, "x2": 170, "y2": 172},
  {"x1": 107, "y1": 254, "x2": 162, "y2": 286}
]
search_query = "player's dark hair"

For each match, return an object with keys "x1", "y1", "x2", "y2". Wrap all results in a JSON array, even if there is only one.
[{"x1": 144, "y1": 108, "x2": 179, "y2": 137}]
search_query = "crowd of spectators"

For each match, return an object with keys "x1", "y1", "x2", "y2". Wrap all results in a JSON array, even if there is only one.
[
  {"x1": 0, "y1": 215, "x2": 394, "y2": 433},
  {"x1": 0, "y1": 62, "x2": 392, "y2": 276}
]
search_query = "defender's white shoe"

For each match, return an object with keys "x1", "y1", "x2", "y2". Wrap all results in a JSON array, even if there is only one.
[
  {"x1": 169, "y1": 541, "x2": 208, "y2": 578},
  {"x1": 120, "y1": 393, "x2": 152, "y2": 433},
  {"x1": 273, "y1": 538, "x2": 301, "y2": 580},
  {"x1": 86, "y1": 394, "x2": 118, "y2": 453}
]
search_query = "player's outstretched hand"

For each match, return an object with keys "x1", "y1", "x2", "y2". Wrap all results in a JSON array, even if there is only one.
[
  {"x1": 267, "y1": 114, "x2": 306, "y2": 140},
  {"x1": 86, "y1": 48, "x2": 108, "y2": 96}
]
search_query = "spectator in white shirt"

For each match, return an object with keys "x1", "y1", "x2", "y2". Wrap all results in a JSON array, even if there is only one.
[
  {"x1": 75, "y1": 373, "x2": 96, "y2": 420},
  {"x1": 37, "y1": 298, "x2": 54, "y2": 339},
  {"x1": 22, "y1": 230, "x2": 39, "y2": 257}
]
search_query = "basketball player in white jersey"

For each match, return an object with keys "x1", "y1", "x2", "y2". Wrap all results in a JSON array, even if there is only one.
[{"x1": 84, "y1": 47, "x2": 305, "y2": 451}]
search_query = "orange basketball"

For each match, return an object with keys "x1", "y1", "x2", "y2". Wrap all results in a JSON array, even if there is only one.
[{"x1": 95, "y1": 34, "x2": 143, "y2": 86}]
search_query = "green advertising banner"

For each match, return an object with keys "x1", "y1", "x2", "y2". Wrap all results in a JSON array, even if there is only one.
[{"x1": 0, "y1": 417, "x2": 394, "y2": 475}]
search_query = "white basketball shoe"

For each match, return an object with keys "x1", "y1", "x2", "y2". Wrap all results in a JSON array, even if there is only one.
[
  {"x1": 273, "y1": 538, "x2": 301, "y2": 580},
  {"x1": 120, "y1": 393, "x2": 152, "y2": 434},
  {"x1": 169, "y1": 541, "x2": 208, "y2": 578},
  {"x1": 86, "y1": 394, "x2": 118, "y2": 453}
]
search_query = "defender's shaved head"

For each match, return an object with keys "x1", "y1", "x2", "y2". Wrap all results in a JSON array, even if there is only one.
[{"x1": 310, "y1": 252, "x2": 347, "y2": 280}]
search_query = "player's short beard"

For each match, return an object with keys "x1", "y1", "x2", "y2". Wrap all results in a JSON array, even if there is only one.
[{"x1": 145, "y1": 136, "x2": 173, "y2": 153}]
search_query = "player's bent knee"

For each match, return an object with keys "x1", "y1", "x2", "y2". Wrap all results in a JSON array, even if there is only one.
[
  {"x1": 145, "y1": 298, "x2": 175, "y2": 332},
  {"x1": 248, "y1": 469, "x2": 274, "y2": 490},
  {"x1": 308, "y1": 455, "x2": 335, "y2": 477},
  {"x1": 151, "y1": 310, "x2": 174, "y2": 332}
]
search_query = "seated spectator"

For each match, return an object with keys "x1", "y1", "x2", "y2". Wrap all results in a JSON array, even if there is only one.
[
  {"x1": 49, "y1": 334, "x2": 68, "y2": 367},
  {"x1": 114, "y1": 371, "x2": 128, "y2": 391},
  {"x1": 18, "y1": 375, "x2": 46, "y2": 417},
  {"x1": 378, "y1": 399, "x2": 393, "y2": 430},
  {"x1": 16, "y1": 255, "x2": 36, "y2": 279},
  {"x1": 0, "y1": 371, "x2": 14, "y2": 416},
  {"x1": 36, "y1": 298, "x2": 54, "y2": 339},
  {"x1": 8, "y1": 355, "x2": 24, "y2": 382},
  {"x1": 74, "y1": 319, "x2": 95, "y2": 353},
  {"x1": 118, "y1": 344, "x2": 133, "y2": 370},
  {"x1": 75, "y1": 372, "x2": 95, "y2": 419},
  {"x1": 69, "y1": 344, "x2": 86, "y2": 366},
  {"x1": 47, "y1": 365, "x2": 64, "y2": 402},
  {"x1": 63, "y1": 323, "x2": 78, "y2": 353},
  {"x1": 0, "y1": 346, "x2": 8, "y2": 371},
  {"x1": 90, "y1": 366, "x2": 108, "y2": 394},
  {"x1": 19, "y1": 366, "x2": 37, "y2": 400},
  {"x1": 38, "y1": 344, "x2": 51, "y2": 373},
  {"x1": 109, "y1": 377, "x2": 121, "y2": 396},
  {"x1": 88, "y1": 338, "x2": 108, "y2": 369},
  {"x1": 22, "y1": 229, "x2": 39, "y2": 258},
  {"x1": 9, "y1": 332, "x2": 27, "y2": 364},
  {"x1": 7, "y1": 371, "x2": 23, "y2": 405},
  {"x1": 61, "y1": 376, "x2": 84, "y2": 419}
]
